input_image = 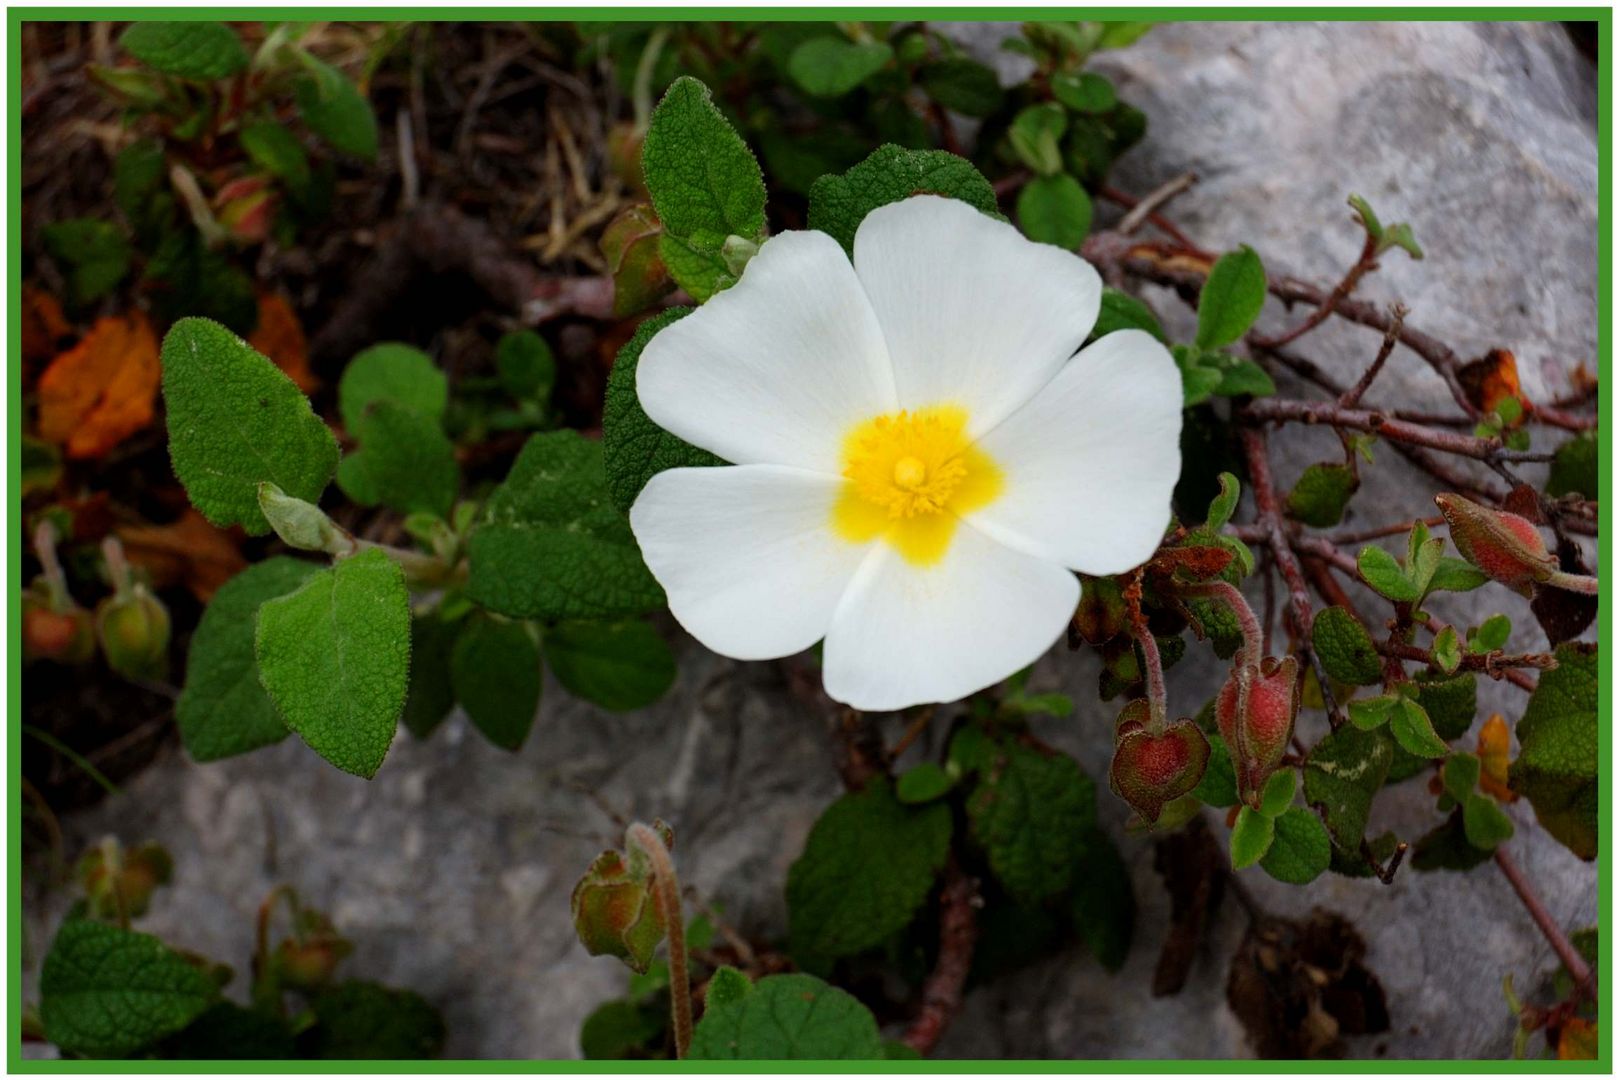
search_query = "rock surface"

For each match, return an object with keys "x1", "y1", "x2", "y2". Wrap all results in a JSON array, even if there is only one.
[{"x1": 26, "y1": 21, "x2": 1598, "y2": 1061}]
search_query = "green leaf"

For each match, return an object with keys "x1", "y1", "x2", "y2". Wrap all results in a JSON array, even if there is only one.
[
  {"x1": 1190, "y1": 733, "x2": 1238, "y2": 807},
  {"x1": 578, "y1": 999, "x2": 665, "y2": 1060},
  {"x1": 1347, "y1": 194, "x2": 1384, "y2": 239},
  {"x1": 1546, "y1": 430, "x2": 1598, "y2": 499},
  {"x1": 495, "y1": 330, "x2": 556, "y2": 403},
  {"x1": 337, "y1": 400, "x2": 458, "y2": 518},
  {"x1": 968, "y1": 743, "x2": 1097, "y2": 903},
  {"x1": 255, "y1": 549, "x2": 411, "y2": 778},
  {"x1": 1415, "y1": 672, "x2": 1477, "y2": 740},
  {"x1": 1259, "y1": 808, "x2": 1331, "y2": 884},
  {"x1": 1461, "y1": 793, "x2": 1514, "y2": 851},
  {"x1": 705, "y1": 966, "x2": 753, "y2": 1012},
  {"x1": 1015, "y1": 172, "x2": 1092, "y2": 249},
  {"x1": 1512, "y1": 643, "x2": 1597, "y2": 859},
  {"x1": 294, "y1": 54, "x2": 379, "y2": 160},
  {"x1": 1411, "y1": 811, "x2": 1493, "y2": 872},
  {"x1": 786, "y1": 780, "x2": 952, "y2": 962},
  {"x1": 1357, "y1": 546, "x2": 1418, "y2": 602},
  {"x1": 1204, "y1": 472, "x2": 1240, "y2": 530},
  {"x1": 919, "y1": 57, "x2": 1004, "y2": 117},
  {"x1": 1428, "y1": 557, "x2": 1488, "y2": 593},
  {"x1": 1256, "y1": 768, "x2": 1296, "y2": 818},
  {"x1": 1070, "y1": 835, "x2": 1134, "y2": 972},
  {"x1": 450, "y1": 614, "x2": 541, "y2": 751},
  {"x1": 602, "y1": 308, "x2": 726, "y2": 513},
  {"x1": 1090, "y1": 287, "x2": 1166, "y2": 343},
  {"x1": 338, "y1": 343, "x2": 448, "y2": 430},
  {"x1": 1312, "y1": 606, "x2": 1382, "y2": 686},
  {"x1": 163, "y1": 1001, "x2": 296, "y2": 1060},
  {"x1": 787, "y1": 37, "x2": 892, "y2": 97},
  {"x1": 895, "y1": 762, "x2": 953, "y2": 804},
  {"x1": 41, "y1": 219, "x2": 131, "y2": 305},
  {"x1": 176, "y1": 557, "x2": 318, "y2": 762},
  {"x1": 641, "y1": 77, "x2": 766, "y2": 302},
  {"x1": 143, "y1": 230, "x2": 257, "y2": 332},
  {"x1": 300, "y1": 981, "x2": 445, "y2": 1060},
  {"x1": 1229, "y1": 806, "x2": 1275, "y2": 869},
  {"x1": 688, "y1": 974, "x2": 881, "y2": 1061},
  {"x1": 1095, "y1": 22, "x2": 1155, "y2": 49},
  {"x1": 1388, "y1": 697, "x2": 1449, "y2": 759},
  {"x1": 1347, "y1": 695, "x2": 1395, "y2": 731},
  {"x1": 1284, "y1": 463, "x2": 1358, "y2": 527},
  {"x1": 113, "y1": 139, "x2": 167, "y2": 232},
  {"x1": 1303, "y1": 724, "x2": 1393, "y2": 850},
  {"x1": 467, "y1": 431, "x2": 665, "y2": 621},
  {"x1": 120, "y1": 21, "x2": 246, "y2": 80},
  {"x1": 807, "y1": 144, "x2": 998, "y2": 254},
  {"x1": 1008, "y1": 104, "x2": 1068, "y2": 176},
  {"x1": 1208, "y1": 355, "x2": 1276, "y2": 398},
  {"x1": 41, "y1": 920, "x2": 216, "y2": 1057},
  {"x1": 162, "y1": 317, "x2": 339, "y2": 535},
  {"x1": 1469, "y1": 614, "x2": 1512, "y2": 654},
  {"x1": 1195, "y1": 245, "x2": 1267, "y2": 349},
  {"x1": 1431, "y1": 626, "x2": 1463, "y2": 675},
  {"x1": 545, "y1": 619, "x2": 676, "y2": 712},
  {"x1": 1051, "y1": 71, "x2": 1116, "y2": 113},
  {"x1": 240, "y1": 123, "x2": 311, "y2": 193},
  {"x1": 401, "y1": 614, "x2": 457, "y2": 738}
]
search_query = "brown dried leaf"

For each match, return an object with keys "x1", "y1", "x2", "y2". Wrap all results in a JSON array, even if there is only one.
[
  {"x1": 1476, "y1": 714, "x2": 1518, "y2": 804},
  {"x1": 36, "y1": 311, "x2": 160, "y2": 459},
  {"x1": 21, "y1": 285, "x2": 71, "y2": 371},
  {"x1": 246, "y1": 292, "x2": 317, "y2": 392},
  {"x1": 117, "y1": 510, "x2": 246, "y2": 602},
  {"x1": 1458, "y1": 348, "x2": 1530, "y2": 420}
]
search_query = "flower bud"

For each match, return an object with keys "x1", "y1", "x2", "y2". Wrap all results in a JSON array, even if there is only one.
[
  {"x1": 272, "y1": 910, "x2": 353, "y2": 990},
  {"x1": 570, "y1": 825, "x2": 674, "y2": 975},
  {"x1": 95, "y1": 584, "x2": 171, "y2": 682},
  {"x1": 23, "y1": 588, "x2": 95, "y2": 664},
  {"x1": 605, "y1": 122, "x2": 646, "y2": 194},
  {"x1": 77, "y1": 839, "x2": 172, "y2": 920},
  {"x1": 1216, "y1": 655, "x2": 1299, "y2": 809},
  {"x1": 1435, "y1": 493, "x2": 1556, "y2": 597},
  {"x1": 1074, "y1": 574, "x2": 1128, "y2": 647},
  {"x1": 259, "y1": 483, "x2": 352, "y2": 555},
  {"x1": 214, "y1": 179, "x2": 276, "y2": 244},
  {"x1": 1109, "y1": 720, "x2": 1210, "y2": 825}
]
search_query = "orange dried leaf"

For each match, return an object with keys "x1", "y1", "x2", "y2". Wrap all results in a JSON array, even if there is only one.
[
  {"x1": 36, "y1": 311, "x2": 160, "y2": 459},
  {"x1": 1476, "y1": 714, "x2": 1518, "y2": 803},
  {"x1": 21, "y1": 286, "x2": 71, "y2": 368},
  {"x1": 117, "y1": 510, "x2": 246, "y2": 602},
  {"x1": 247, "y1": 292, "x2": 317, "y2": 392},
  {"x1": 1458, "y1": 348, "x2": 1529, "y2": 420},
  {"x1": 1557, "y1": 1018, "x2": 1597, "y2": 1060}
]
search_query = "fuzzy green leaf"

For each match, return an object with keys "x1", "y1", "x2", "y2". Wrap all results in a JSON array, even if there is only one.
[
  {"x1": 41, "y1": 921, "x2": 216, "y2": 1057},
  {"x1": 1191, "y1": 733, "x2": 1239, "y2": 807},
  {"x1": 401, "y1": 614, "x2": 457, "y2": 739},
  {"x1": 788, "y1": 38, "x2": 892, "y2": 97},
  {"x1": 294, "y1": 54, "x2": 378, "y2": 160},
  {"x1": 1016, "y1": 172, "x2": 1092, "y2": 249},
  {"x1": 602, "y1": 308, "x2": 726, "y2": 513},
  {"x1": 1284, "y1": 462, "x2": 1358, "y2": 527},
  {"x1": 545, "y1": 619, "x2": 676, "y2": 712},
  {"x1": 337, "y1": 343, "x2": 447, "y2": 430},
  {"x1": 1051, "y1": 71, "x2": 1117, "y2": 113},
  {"x1": 467, "y1": 431, "x2": 665, "y2": 620},
  {"x1": 919, "y1": 57, "x2": 1004, "y2": 117},
  {"x1": 120, "y1": 21, "x2": 246, "y2": 80},
  {"x1": 967, "y1": 742, "x2": 1096, "y2": 904},
  {"x1": 1546, "y1": 430, "x2": 1598, "y2": 499},
  {"x1": 1256, "y1": 768, "x2": 1296, "y2": 819},
  {"x1": 1512, "y1": 642, "x2": 1597, "y2": 859},
  {"x1": 162, "y1": 317, "x2": 339, "y2": 535},
  {"x1": 1229, "y1": 806, "x2": 1275, "y2": 869},
  {"x1": 495, "y1": 330, "x2": 556, "y2": 402},
  {"x1": 1070, "y1": 835, "x2": 1134, "y2": 972},
  {"x1": 1312, "y1": 606, "x2": 1383, "y2": 686},
  {"x1": 1008, "y1": 104, "x2": 1068, "y2": 176},
  {"x1": 1357, "y1": 546, "x2": 1419, "y2": 602},
  {"x1": 1259, "y1": 808, "x2": 1331, "y2": 884},
  {"x1": 337, "y1": 400, "x2": 459, "y2": 518},
  {"x1": 807, "y1": 144, "x2": 998, "y2": 253},
  {"x1": 895, "y1": 762, "x2": 954, "y2": 804},
  {"x1": 1303, "y1": 724, "x2": 1393, "y2": 850},
  {"x1": 688, "y1": 974, "x2": 881, "y2": 1061},
  {"x1": 1428, "y1": 557, "x2": 1489, "y2": 593},
  {"x1": 1388, "y1": 697, "x2": 1450, "y2": 759},
  {"x1": 1090, "y1": 287, "x2": 1166, "y2": 343},
  {"x1": 176, "y1": 557, "x2": 318, "y2": 762},
  {"x1": 254, "y1": 549, "x2": 411, "y2": 778},
  {"x1": 705, "y1": 967, "x2": 753, "y2": 1012},
  {"x1": 1195, "y1": 245, "x2": 1266, "y2": 349},
  {"x1": 641, "y1": 77, "x2": 766, "y2": 301},
  {"x1": 787, "y1": 780, "x2": 952, "y2": 963},
  {"x1": 42, "y1": 219, "x2": 131, "y2": 305},
  {"x1": 450, "y1": 614, "x2": 541, "y2": 751},
  {"x1": 240, "y1": 123, "x2": 310, "y2": 192}
]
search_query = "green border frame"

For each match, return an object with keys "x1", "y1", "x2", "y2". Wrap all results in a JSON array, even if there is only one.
[{"x1": 6, "y1": 6, "x2": 1611, "y2": 1073}]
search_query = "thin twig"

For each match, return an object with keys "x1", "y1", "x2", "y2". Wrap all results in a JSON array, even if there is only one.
[
  {"x1": 1339, "y1": 304, "x2": 1407, "y2": 409},
  {"x1": 1243, "y1": 398, "x2": 1555, "y2": 463},
  {"x1": 902, "y1": 858, "x2": 979, "y2": 1056},
  {"x1": 1251, "y1": 233, "x2": 1377, "y2": 349},
  {"x1": 1116, "y1": 171, "x2": 1199, "y2": 236},
  {"x1": 1495, "y1": 846, "x2": 1597, "y2": 1004}
]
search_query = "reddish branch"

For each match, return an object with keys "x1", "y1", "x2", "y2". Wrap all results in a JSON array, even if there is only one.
[
  {"x1": 1495, "y1": 847, "x2": 1598, "y2": 1005},
  {"x1": 1250, "y1": 232, "x2": 1378, "y2": 350},
  {"x1": 1242, "y1": 398, "x2": 1555, "y2": 464},
  {"x1": 1374, "y1": 640, "x2": 1558, "y2": 675},
  {"x1": 1098, "y1": 185, "x2": 1211, "y2": 256},
  {"x1": 902, "y1": 858, "x2": 980, "y2": 1056}
]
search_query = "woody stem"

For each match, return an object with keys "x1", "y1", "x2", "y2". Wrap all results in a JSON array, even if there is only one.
[{"x1": 627, "y1": 823, "x2": 692, "y2": 1059}]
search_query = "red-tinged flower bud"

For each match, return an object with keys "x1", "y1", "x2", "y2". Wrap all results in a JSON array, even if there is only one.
[
  {"x1": 1074, "y1": 575, "x2": 1129, "y2": 647},
  {"x1": 214, "y1": 178, "x2": 276, "y2": 244},
  {"x1": 23, "y1": 597, "x2": 95, "y2": 664},
  {"x1": 1435, "y1": 493, "x2": 1556, "y2": 597},
  {"x1": 570, "y1": 848, "x2": 667, "y2": 974},
  {"x1": 272, "y1": 908, "x2": 354, "y2": 990},
  {"x1": 605, "y1": 122, "x2": 646, "y2": 194},
  {"x1": 1109, "y1": 719, "x2": 1211, "y2": 825},
  {"x1": 76, "y1": 840, "x2": 172, "y2": 920},
  {"x1": 95, "y1": 585, "x2": 171, "y2": 682},
  {"x1": 1216, "y1": 655, "x2": 1299, "y2": 809},
  {"x1": 1114, "y1": 698, "x2": 1152, "y2": 736}
]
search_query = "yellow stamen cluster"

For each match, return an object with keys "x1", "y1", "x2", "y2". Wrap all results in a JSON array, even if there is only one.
[{"x1": 842, "y1": 409, "x2": 971, "y2": 518}]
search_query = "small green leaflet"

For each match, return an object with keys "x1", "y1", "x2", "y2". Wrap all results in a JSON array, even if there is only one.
[
  {"x1": 467, "y1": 430, "x2": 665, "y2": 621},
  {"x1": 807, "y1": 144, "x2": 998, "y2": 254},
  {"x1": 545, "y1": 619, "x2": 676, "y2": 712},
  {"x1": 967, "y1": 741, "x2": 1097, "y2": 904},
  {"x1": 1259, "y1": 808, "x2": 1331, "y2": 884},
  {"x1": 1016, "y1": 173, "x2": 1092, "y2": 249},
  {"x1": 294, "y1": 53, "x2": 379, "y2": 160},
  {"x1": 120, "y1": 21, "x2": 247, "y2": 80},
  {"x1": 337, "y1": 400, "x2": 459, "y2": 518},
  {"x1": 177, "y1": 556, "x2": 318, "y2": 762},
  {"x1": 1512, "y1": 643, "x2": 1597, "y2": 860},
  {"x1": 1312, "y1": 606, "x2": 1382, "y2": 686},
  {"x1": 1303, "y1": 724, "x2": 1393, "y2": 850},
  {"x1": 787, "y1": 37, "x2": 893, "y2": 98},
  {"x1": 601, "y1": 308, "x2": 725, "y2": 513},
  {"x1": 1090, "y1": 287, "x2": 1166, "y2": 344},
  {"x1": 1388, "y1": 696, "x2": 1450, "y2": 759},
  {"x1": 41, "y1": 920, "x2": 217, "y2": 1057},
  {"x1": 687, "y1": 974, "x2": 881, "y2": 1060},
  {"x1": 1229, "y1": 806, "x2": 1274, "y2": 869},
  {"x1": 895, "y1": 762, "x2": 954, "y2": 804},
  {"x1": 1357, "y1": 545, "x2": 1419, "y2": 602},
  {"x1": 240, "y1": 123, "x2": 312, "y2": 193},
  {"x1": 1285, "y1": 463, "x2": 1358, "y2": 528},
  {"x1": 337, "y1": 343, "x2": 449, "y2": 429},
  {"x1": 1196, "y1": 245, "x2": 1267, "y2": 349},
  {"x1": 255, "y1": 549, "x2": 411, "y2": 778},
  {"x1": 162, "y1": 318, "x2": 339, "y2": 535},
  {"x1": 41, "y1": 220, "x2": 131, "y2": 305},
  {"x1": 451, "y1": 614, "x2": 541, "y2": 751},
  {"x1": 401, "y1": 614, "x2": 457, "y2": 739},
  {"x1": 919, "y1": 57, "x2": 1005, "y2": 117},
  {"x1": 1008, "y1": 104, "x2": 1067, "y2": 177}
]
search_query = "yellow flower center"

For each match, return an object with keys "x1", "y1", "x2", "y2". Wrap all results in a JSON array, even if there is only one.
[{"x1": 832, "y1": 406, "x2": 1003, "y2": 566}]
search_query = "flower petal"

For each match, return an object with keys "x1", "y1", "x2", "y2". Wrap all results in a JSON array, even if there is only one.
[
  {"x1": 636, "y1": 230, "x2": 897, "y2": 473},
  {"x1": 630, "y1": 465, "x2": 869, "y2": 660},
  {"x1": 852, "y1": 195, "x2": 1101, "y2": 436},
  {"x1": 822, "y1": 525, "x2": 1079, "y2": 711},
  {"x1": 969, "y1": 329, "x2": 1183, "y2": 575}
]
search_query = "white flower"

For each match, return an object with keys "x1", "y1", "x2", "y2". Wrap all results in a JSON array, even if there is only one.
[{"x1": 629, "y1": 195, "x2": 1182, "y2": 711}]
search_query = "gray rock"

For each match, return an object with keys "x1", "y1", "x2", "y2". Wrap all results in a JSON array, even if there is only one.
[{"x1": 26, "y1": 21, "x2": 1596, "y2": 1062}]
